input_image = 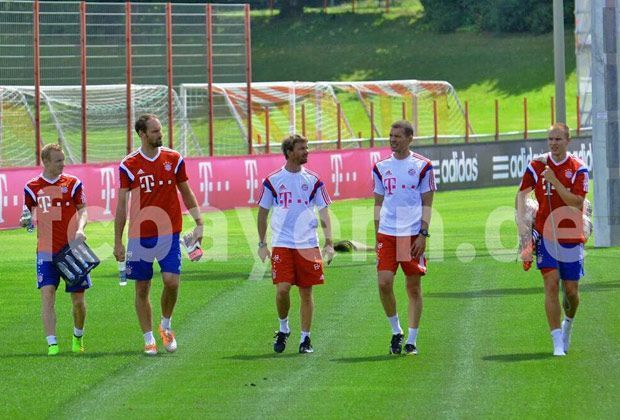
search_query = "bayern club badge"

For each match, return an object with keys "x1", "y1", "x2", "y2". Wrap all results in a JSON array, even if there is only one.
[{"x1": 164, "y1": 162, "x2": 172, "y2": 171}]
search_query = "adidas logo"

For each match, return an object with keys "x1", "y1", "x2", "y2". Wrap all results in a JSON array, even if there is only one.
[
  {"x1": 138, "y1": 169, "x2": 145, "y2": 175},
  {"x1": 279, "y1": 184, "x2": 287, "y2": 191},
  {"x1": 385, "y1": 170, "x2": 393, "y2": 176}
]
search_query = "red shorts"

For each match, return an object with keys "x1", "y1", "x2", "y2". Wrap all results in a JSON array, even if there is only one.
[
  {"x1": 376, "y1": 233, "x2": 427, "y2": 276},
  {"x1": 271, "y1": 247, "x2": 325, "y2": 287}
]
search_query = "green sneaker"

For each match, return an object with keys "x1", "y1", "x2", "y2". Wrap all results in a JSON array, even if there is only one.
[
  {"x1": 72, "y1": 335, "x2": 84, "y2": 353},
  {"x1": 48, "y1": 344, "x2": 59, "y2": 356}
]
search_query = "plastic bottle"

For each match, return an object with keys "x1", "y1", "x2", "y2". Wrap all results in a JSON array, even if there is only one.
[
  {"x1": 118, "y1": 261, "x2": 127, "y2": 286},
  {"x1": 20, "y1": 207, "x2": 34, "y2": 233}
]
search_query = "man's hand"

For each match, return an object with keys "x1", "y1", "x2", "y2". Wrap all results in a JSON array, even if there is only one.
[
  {"x1": 258, "y1": 246, "x2": 271, "y2": 263},
  {"x1": 322, "y1": 244, "x2": 335, "y2": 265},
  {"x1": 411, "y1": 235, "x2": 427, "y2": 259},
  {"x1": 75, "y1": 229, "x2": 87, "y2": 242},
  {"x1": 541, "y1": 166, "x2": 558, "y2": 187},
  {"x1": 192, "y1": 224, "x2": 204, "y2": 245},
  {"x1": 114, "y1": 243, "x2": 126, "y2": 262}
]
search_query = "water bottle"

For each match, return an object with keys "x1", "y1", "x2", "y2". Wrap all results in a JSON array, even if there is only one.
[
  {"x1": 182, "y1": 233, "x2": 203, "y2": 262},
  {"x1": 118, "y1": 261, "x2": 127, "y2": 286},
  {"x1": 20, "y1": 207, "x2": 34, "y2": 233}
]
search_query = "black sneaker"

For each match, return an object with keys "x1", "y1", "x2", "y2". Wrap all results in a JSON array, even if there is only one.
[
  {"x1": 390, "y1": 333, "x2": 404, "y2": 354},
  {"x1": 273, "y1": 331, "x2": 290, "y2": 353},
  {"x1": 404, "y1": 343, "x2": 418, "y2": 355},
  {"x1": 298, "y1": 336, "x2": 314, "y2": 354}
]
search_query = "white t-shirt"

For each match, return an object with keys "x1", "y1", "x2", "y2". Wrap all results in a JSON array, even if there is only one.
[
  {"x1": 373, "y1": 151, "x2": 436, "y2": 236},
  {"x1": 258, "y1": 166, "x2": 331, "y2": 248}
]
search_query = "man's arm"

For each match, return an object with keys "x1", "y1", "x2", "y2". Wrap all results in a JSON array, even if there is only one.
[
  {"x1": 541, "y1": 167, "x2": 585, "y2": 209},
  {"x1": 177, "y1": 181, "x2": 204, "y2": 243},
  {"x1": 411, "y1": 190, "x2": 433, "y2": 259},
  {"x1": 515, "y1": 187, "x2": 533, "y2": 236},
  {"x1": 374, "y1": 193, "x2": 384, "y2": 236},
  {"x1": 74, "y1": 203, "x2": 88, "y2": 242},
  {"x1": 318, "y1": 207, "x2": 334, "y2": 264},
  {"x1": 257, "y1": 206, "x2": 271, "y2": 262},
  {"x1": 114, "y1": 188, "x2": 129, "y2": 262}
]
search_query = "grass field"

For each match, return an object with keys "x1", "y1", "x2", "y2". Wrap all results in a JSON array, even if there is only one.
[{"x1": 1, "y1": 185, "x2": 618, "y2": 418}]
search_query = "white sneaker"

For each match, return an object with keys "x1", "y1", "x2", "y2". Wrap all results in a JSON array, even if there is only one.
[
  {"x1": 561, "y1": 319, "x2": 573, "y2": 353},
  {"x1": 159, "y1": 325, "x2": 177, "y2": 353},
  {"x1": 553, "y1": 347, "x2": 566, "y2": 357}
]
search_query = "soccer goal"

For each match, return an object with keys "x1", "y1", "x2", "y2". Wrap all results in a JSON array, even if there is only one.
[
  {"x1": 0, "y1": 84, "x2": 201, "y2": 166},
  {"x1": 180, "y1": 80, "x2": 469, "y2": 154}
]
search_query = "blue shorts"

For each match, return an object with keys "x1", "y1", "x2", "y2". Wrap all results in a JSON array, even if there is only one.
[
  {"x1": 535, "y1": 236, "x2": 584, "y2": 281},
  {"x1": 126, "y1": 233, "x2": 182, "y2": 281},
  {"x1": 36, "y1": 252, "x2": 92, "y2": 293}
]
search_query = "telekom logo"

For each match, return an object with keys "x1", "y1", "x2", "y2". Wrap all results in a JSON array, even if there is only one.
[
  {"x1": 0, "y1": 174, "x2": 6, "y2": 223},
  {"x1": 384, "y1": 177, "x2": 397, "y2": 195},
  {"x1": 330, "y1": 154, "x2": 343, "y2": 197},
  {"x1": 100, "y1": 168, "x2": 115, "y2": 215},
  {"x1": 199, "y1": 162, "x2": 213, "y2": 206},
  {"x1": 37, "y1": 195, "x2": 52, "y2": 213},
  {"x1": 369, "y1": 151, "x2": 382, "y2": 166},
  {"x1": 245, "y1": 159, "x2": 259, "y2": 204},
  {"x1": 278, "y1": 191, "x2": 292, "y2": 209},
  {"x1": 139, "y1": 174, "x2": 155, "y2": 193}
]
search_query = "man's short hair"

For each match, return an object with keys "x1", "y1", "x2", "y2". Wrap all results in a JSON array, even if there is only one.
[
  {"x1": 135, "y1": 114, "x2": 158, "y2": 135},
  {"x1": 281, "y1": 134, "x2": 308, "y2": 159},
  {"x1": 549, "y1": 122, "x2": 570, "y2": 140},
  {"x1": 41, "y1": 143, "x2": 63, "y2": 162},
  {"x1": 391, "y1": 120, "x2": 414, "y2": 137}
]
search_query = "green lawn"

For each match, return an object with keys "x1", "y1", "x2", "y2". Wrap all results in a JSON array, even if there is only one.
[{"x1": 1, "y1": 185, "x2": 618, "y2": 418}]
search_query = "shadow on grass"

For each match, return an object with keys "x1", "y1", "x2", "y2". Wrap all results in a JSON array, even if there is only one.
[
  {"x1": 0, "y1": 350, "x2": 139, "y2": 359},
  {"x1": 428, "y1": 280, "x2": 620, "y2": 299},
  {"x1": 223, "y1": 353, "x2": 302, "y2": 360},
  {"x1": 330, "y1": 354, "x2": 400, "y2": 363},
  {"x1": 482, "y1": 352, "x2": 553, "y2": 362}
]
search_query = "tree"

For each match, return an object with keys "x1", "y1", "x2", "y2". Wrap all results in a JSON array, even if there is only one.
[{"x1": 279, "y1": 0, "x2": 305, "y2": 18}]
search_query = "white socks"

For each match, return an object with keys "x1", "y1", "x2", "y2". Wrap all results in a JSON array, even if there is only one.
[
  {"x1": 407, "y1": 328, "x2": 418, "y2": 345},
  {"x1": 300, "y1": 331, "x2": 310, "y2": 343},
  {"x1": 388, "y1": 315, "x2": 403, "y2": 335},
  {"x1": 46, "y1": 335, "x2": 57, "y2": 346},
  {"x1": 561, "y1": 317, "x2": 574, "y2": 352},
  {"x1": 551, "y1": 329, "x2": 565, "y2": 356},
  {"x1": 161, "y1": 317, "x2": 172, "y2": 330},
  {"x1": 279, "y1": 317, "x2": 290, "y2": 334},
  {"x1": 73, "y1": 327, "x2": 84, "y2": 338},
  {"x1": 144, "y1": 331, "x2": 155, "y2": 345}
]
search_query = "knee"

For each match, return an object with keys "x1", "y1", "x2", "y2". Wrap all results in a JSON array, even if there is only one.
[
  {"x1": 407, "y1": 284, "x2": 422, "y2": 299},
  {"x1": 378, "y1": 279, "x2": 393, "y2": 295},
  {"x1": 545, "y1": 283, "x2": 559, "y2": 296},
  {"x1": 276, "y1": 286, "x2": 290, "y2": 300},
  {"x1": 565, "y1": 287, "x2": 579, "y2": 300}
]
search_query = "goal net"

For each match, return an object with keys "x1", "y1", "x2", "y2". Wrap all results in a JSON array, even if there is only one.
[
  {"x1": 180, "y1": 80, "x2": 468, "y2": 155},
  {"x1": 0, "y1": 84, "x2": 201, "y2": 167}
]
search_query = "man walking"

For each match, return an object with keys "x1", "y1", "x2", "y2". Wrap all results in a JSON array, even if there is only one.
[
  {"x1": 114, "y1": 114, "x2": 203, "y2": 355},
  {"x1": 257, "y1": 134, "x2": 334, "y2": 354},
  {"x1": 372, "y1": 120, "x2": 436, "y2": 355}
]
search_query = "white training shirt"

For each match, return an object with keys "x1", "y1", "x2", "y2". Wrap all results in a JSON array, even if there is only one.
[
  {"x1": 258, "y1": 166, "x2": 331, "y2": 248},
  {"x1": 373, "y1": 151, "x2": 437, "y2": 236}
]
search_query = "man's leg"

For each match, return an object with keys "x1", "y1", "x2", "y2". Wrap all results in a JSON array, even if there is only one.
[
  {"x1": 41, "y1": 285, "x2": 58, "y2": 354},
  {"x1": 378, "y1": 270, "x2": 403, "y2": 354},
  {"x1": 135, "y1": 280, "x2": 157, "y2": 354},
  {"x1": 159, "y1": 272, "x2": 179, "y2": 352},
  {"x1": 70, "y1": 291, "x2": 86, "y2": 352},
  {"x1": 298, "y1": 286, "x2": 314, "y2": 353},
  {"x1": 561, "y1": 280, "x2": 580, "y2": 353},
  {"x1": 542, "y1": 270, "x2": 564, "y2": 356},
  {"x1": 404, "y1": 274, "x2": 422, "y2": 354},
  {"x1": 273, "y1": 282, "x2": 292, "y2": 353}
]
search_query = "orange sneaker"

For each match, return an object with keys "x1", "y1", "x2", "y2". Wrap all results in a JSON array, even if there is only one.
[
  {"x1": 158, "y1": 325, "x2": 177, "y2": 353},
  {"x1": 144, "y1": 343, "x2": 158, "y2": 356}
]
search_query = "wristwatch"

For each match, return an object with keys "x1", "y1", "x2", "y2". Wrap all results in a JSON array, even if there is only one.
[
  {"x1": 419, "y1": 229, "x2": 430, "y2": 238},
  {"x1": 258, "y1": 241, "x2": 267, "y2": 248}
]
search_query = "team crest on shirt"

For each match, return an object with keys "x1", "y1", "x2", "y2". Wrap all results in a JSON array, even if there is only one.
[
  {"x1": 565, "y1": 170, "x2": 573, "y2": 179},
  {"x1": 408, "y1": 167, "x2": 417, "y2": 176},
  {"x1": 301, "y1": 184, "x2": 309, "y2": 191},
  {"x1": 61, "y1": 186, "x2": 68, "y2": 194},
  {"x1": 163, "y1": 162, "x2": 172, "y2": 171}
]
